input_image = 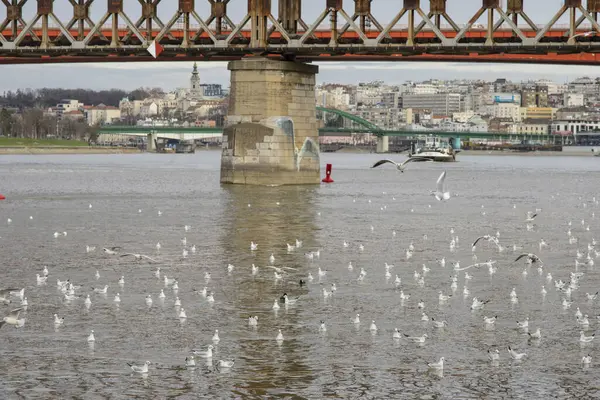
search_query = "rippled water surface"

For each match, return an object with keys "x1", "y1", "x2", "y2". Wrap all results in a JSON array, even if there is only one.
[{"x1": 1, "y1": 152, "x2": 600, "y2": 399}]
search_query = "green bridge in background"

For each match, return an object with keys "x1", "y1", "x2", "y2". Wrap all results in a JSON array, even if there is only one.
[{"x1": 98, "y1": 106, "x2": 550, "y2": 141}]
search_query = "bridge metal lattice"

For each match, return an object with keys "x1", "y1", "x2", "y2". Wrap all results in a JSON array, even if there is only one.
[{"x1": 2, "y1": 0, "x2": 600, "y2": 64}]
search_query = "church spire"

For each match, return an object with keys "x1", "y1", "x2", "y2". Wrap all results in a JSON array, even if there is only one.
[{"x1": 190, "y1": 62, "x2": 201, "y2": 97}]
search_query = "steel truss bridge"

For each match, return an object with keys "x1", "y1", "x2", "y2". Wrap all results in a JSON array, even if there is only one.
[{"x1": 2, "y1": 0, "x2": 600, "y2": 64}]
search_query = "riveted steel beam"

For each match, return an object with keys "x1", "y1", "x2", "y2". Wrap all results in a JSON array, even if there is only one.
[
  {"x1": 415, "y1": 0, "x2": 459, "y2": 35},
  {"x1": 205, "y1": 0, "x2": 237, "y2": 37},
  {"x1": 12, "y1": 0, "x2": 75, "y2": 48},
  {"x1": 380, "y1": 0, "x2": 448, "y2": 45},
  {"x1": 83, "y1": 0, "x2": 145, "y2": 47},
  {"x1": 267, "y1": 0, "x2": 309, "y2": 41},
  {"x1": 339, "y1": 1, "x2": 386, "y2": 39},
  {"x1": 248, "y1": 0, "x2": 270, "y2": 47},
  {"x1": 574, "y1": 0, "x2": 600, "y2": 31},
  {"x1": 155, "y1": 0, "x2": 218, "y2": 48},
  {"x1": 123, "y1": 0, "x2": 174, "y2": 42},
  {"x1": 298, "y1": 0, "x2": 367, "y2": 46},
  {"x1": 57, "y1": 1, "x2": 104, "y2": 42},
  {"x1": 534, "y1": 1, "x2": 600, "y2": 45},
  {"x1": 502, "y1": 0, "x2": 538, "y2": 32},
  {"x1": 451, "y1": 0, "x2": 527, "y2": 46},
  {"x1": 0, "y1": 0, "x2": 37, "y2": 42}
]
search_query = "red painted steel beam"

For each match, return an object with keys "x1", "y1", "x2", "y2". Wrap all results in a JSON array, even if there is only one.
[
  {"x1": 4, "y1": 27, "x2": 592, "y2": 40},
  {"x1": 2, "y1": 52, "x2": 600, "y2": 65}
]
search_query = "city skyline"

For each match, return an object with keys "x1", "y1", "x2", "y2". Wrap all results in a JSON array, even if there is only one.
[{"x1": 1, "y1": 61, "x2": 599, "y2": 92}]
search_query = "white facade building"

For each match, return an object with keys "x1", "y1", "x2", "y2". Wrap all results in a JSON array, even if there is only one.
[{"x1": 564, "y1": 93, "x2": 585, "y2": 107}]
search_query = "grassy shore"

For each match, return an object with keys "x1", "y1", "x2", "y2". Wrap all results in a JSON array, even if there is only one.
[
  {"x1": 0, "y1": 137, "x2": 141, "y2": 154},
  {"x1": 0, "y1": 137, "x2": 89, "y2": 147}
]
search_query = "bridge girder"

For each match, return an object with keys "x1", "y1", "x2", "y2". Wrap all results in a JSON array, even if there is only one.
[{"x1": 0, "y1": 0, "x2": 598, "y2": 63}]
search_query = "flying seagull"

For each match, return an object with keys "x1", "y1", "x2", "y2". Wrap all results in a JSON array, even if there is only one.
[
  {"x1": 432, "y1": 171, "x2": 450, "y2": 201},
  {"x1": 120, "y1": 253, "x2": 159, "y2": 262},
  {"x1": 472, "y1": 235, "x2": 501, "y2": 250},
  {"x1": 525, "y1": 211, "x2": 538, "y2": 222},
  {"x1": 371, "y1": 157, "x2": 432, "y2": 172},
  {"x1": 515, "y1": 253, "x2": 542, "y2": 264},
  {"x1": 0, "y1": 308, "x2": 23, "y2": 329}
]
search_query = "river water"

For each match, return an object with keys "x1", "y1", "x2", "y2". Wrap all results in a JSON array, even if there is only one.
[{"x1": 0, "y1": 151, "x2": 600, "y2": 399}]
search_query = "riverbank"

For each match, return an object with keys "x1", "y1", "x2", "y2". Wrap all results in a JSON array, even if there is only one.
[
  {"x1": 0, "y1": 146, "x2": 142, "y2": 155},
  {"x1": 460, "y1": 149, "x2": 597, "y2": 157}
]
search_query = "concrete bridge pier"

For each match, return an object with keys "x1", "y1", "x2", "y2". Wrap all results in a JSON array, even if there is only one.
[
  {"x1": 376, "y1": 136, "x2": 389, "y2": 153},
  {"x1": 147, "y1": 133, "x2": 157, "y2": 152},
  {"x1": 220, "y1": 58, "x2": 321, "y2": 185}
]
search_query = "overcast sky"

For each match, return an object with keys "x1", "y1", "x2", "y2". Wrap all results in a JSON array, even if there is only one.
[{"x1": 0, "y1": 0, "x2": 596, "y2": 92}]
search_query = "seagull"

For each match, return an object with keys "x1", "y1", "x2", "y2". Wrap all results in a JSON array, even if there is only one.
[
  {"x1": 484, "y1": 316, "x2": 497, "y2": 325},
  {"x1": 127, "y1": 361, "x2": 151, "y2": 374},
  {"x1": 370, "y1": 321, "x2": 378, "y2": 331},
  {"x1": 250, "y1": 242, "x2": 258, "y2": 251},
  {"x1": 353, "y1": 313, "x2": 360, "y2": 324},
  {"x1": 528, "y1": 328, "x2": 542, "y2": 339},
  {"x1": 102, "y1": 247, "x2": 121, "y2": 255},
  {"x1": 212, "y1": 329, "x2": 220, "y2": 343},
  {"x1": 471, "y1": 235, "x2": 501, "y2": 250},
  {"x1": 193, "y1": 345, "x2": 214, "y2": 358},
  {"x1": 515, "y1": 253, "x2": 542, "y2": 264},
  {"x1": 580, "y1": 331, "x2": 595, "y2": 343},
  {"x1": 488, "y1": 349, "x2": 500, "y2": 361},
  {"x1": 525, "y1": 211, "x2": 538, "y2": 222},
  {"x1": 248, "y1": 316, "x2": 258, "y2": 327},
  {"x1": 517, "y1": 317, "x2": 529, "y2": 329},
  {"x1": 87, "y1": 330, "x2": 95, "y2": 342},
  {"x1": 427, "y1": 357, "x2": 444, "y2": 370},
  {"x1": 403, "y1": 333, "x2": 428, "y2": 343},
  {"x1": 36, "y1": 274, "x2": 47, "y2": 284},
  {"x1": 185, "y1": 356, "x2": 196, "y2": 367},
  {"x1": 120, "y1": 253, "x2": 158, "y2": 262},
  {"x1": 218, "y1": 360, "x2": 235, "y2": 369},
  {"x1": 582, "y1": 354, "x2": 592, "y2": 365},
  {"x1": 0, "y1": 308, "x2": 23, "y2": 328},
  {"x1": 93, "y1": 285, "x2": 109, "y2": 294},
  {"x1": 432, "y1": 171, "x2": 450, "y2": 201},
  {"x1": 53, "y1": 314, "x2": 64, "y2": 325},
  {"x1": 282, "y1": 294, "x2": 299, "y2": 304},
  {"x1": 319, "y1": 321, "x2": 327, "y2": 332},
  {"x1": 507, "y1": 346, "x2": 527, "y2": 360},
  {"x1": 371, "y1": 157, "x2": 431, "y2": 172},
  {"x1": 393, "y1": 328, "x2": 402, "y2": 339},
  {"x1": 431, "y1": 319, "x2": 448, "y2": 328},
  {"x1": 276, "y1": 329, "x2": 284, "y2": 341}
]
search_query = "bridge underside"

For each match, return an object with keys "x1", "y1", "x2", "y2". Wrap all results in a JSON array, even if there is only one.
[{"x1": 0, "y1": 0, "x2": 600, "y2": 64}]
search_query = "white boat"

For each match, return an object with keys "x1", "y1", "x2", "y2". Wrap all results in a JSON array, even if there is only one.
[{"x1": 409, "y1": 145, "x2": 456, "y2": 162}]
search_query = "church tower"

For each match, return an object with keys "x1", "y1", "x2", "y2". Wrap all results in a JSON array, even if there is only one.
[{"x1": 190, "y1": 62, "x2": 201, "y2": 98}]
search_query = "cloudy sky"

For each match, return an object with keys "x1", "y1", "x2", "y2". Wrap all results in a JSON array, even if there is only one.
[{"x1": 0, "y1": 0, "x2": 596, "y2": 91}]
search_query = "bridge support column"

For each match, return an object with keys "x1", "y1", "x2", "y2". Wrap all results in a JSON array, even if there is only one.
[
  {"x1": 376, "y1": 135, "x2": 389, "y2": 153},
  {"x1": 147, "y1": 133, "x2": 157, "y2": 152},
  {"x1": 221, "y1": 58, "x2": 321, "y2": 185}
]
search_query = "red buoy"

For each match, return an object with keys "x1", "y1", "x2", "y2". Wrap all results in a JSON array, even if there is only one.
[
  {"x1": 322, "y1": 164, "x2": 334, "y2": 183},
  {"x1": 0, "y1": 194, "x2": 5, "y2": 200}
]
